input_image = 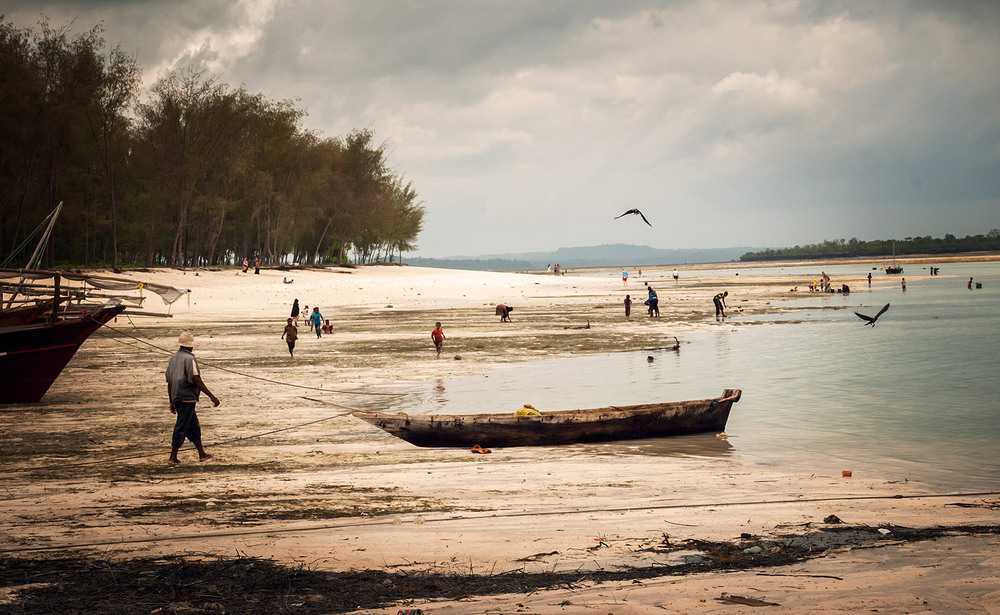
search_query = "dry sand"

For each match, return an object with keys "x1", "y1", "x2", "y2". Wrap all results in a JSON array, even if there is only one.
[{"x1": 1, "y1": 261, "x2": 998, "y2": 613}]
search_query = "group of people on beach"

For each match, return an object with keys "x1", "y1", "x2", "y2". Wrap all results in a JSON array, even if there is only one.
[
  {"x1": 620, "y1": 268, "x2": 679, "y2": 286},
  {"x1": 240, "y1": 258, "x2": 261, "y2": 274},
  {"x1": 280, "y1": 299, "x2": 329, "y2": 358}
]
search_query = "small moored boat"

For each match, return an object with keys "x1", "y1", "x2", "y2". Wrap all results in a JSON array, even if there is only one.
[{"x1": 353, "y1": 389, "x2": 742, "y2": 448}]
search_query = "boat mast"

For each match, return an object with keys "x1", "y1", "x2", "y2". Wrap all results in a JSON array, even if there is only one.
[{"x1": 24, "y1": 202, "x2": 63, "y2": 271}]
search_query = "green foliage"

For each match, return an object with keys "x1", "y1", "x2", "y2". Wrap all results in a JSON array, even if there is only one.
[
  {"x1": 740, "y1": 232, "x2": 1000, "y2": 261},
  {"x1": 0, "y1": 18, "x2": 424, "y2": 269}
]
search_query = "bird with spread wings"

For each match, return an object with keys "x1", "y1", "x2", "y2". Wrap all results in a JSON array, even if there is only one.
[
  {"x1": 855, "y1": 303, "x2": 890, "y2": 326},
  {"x1": 613, "y1": 208, "x2": 652, "y2": 227}
]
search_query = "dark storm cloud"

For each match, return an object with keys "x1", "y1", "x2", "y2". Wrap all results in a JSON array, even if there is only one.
[{"x1": 3, "y1": 1, "x2": 999, "y2": 256}]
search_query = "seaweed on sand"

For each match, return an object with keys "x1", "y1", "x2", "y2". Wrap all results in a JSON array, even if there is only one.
[{"x1": 1, "y1": 524, "x2": 997, "y2": 614}]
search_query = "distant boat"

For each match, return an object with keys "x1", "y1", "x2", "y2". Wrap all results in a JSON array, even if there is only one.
[
  {"x1": 0, "y1": 301, "x2": 126, "y2": 404},
  {"x1": 353, "y1": 389, "x2": 742, "y2": 448},
  {"x1": 885, "y1": 242, "x2": 903, "y2": 274}
]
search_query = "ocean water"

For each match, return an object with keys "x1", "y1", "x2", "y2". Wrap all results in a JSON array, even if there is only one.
[{"x1": 382, "y1": 261, "x2": 1000, "y2": 491}]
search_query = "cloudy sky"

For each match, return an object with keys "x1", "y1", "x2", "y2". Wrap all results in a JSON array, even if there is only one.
[{"x1": 5, "y1": 1, "x2": 999, "y2": 257}]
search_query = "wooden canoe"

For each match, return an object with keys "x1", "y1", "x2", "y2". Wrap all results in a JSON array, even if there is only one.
[{"x1": 353, "y1": 389, "x2": 741, "y2": 448}]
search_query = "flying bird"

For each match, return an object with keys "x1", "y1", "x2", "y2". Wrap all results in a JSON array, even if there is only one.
[
  {"x1": 855, "y1": 303, "x2": 890, "y2": 326},
  {"x1": 613, "y1": 208, "x2": 652, "y2": 227}
]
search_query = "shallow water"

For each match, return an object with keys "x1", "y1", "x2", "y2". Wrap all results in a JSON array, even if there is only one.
[{"x1": 378, "y1": 261, "x2": 1000, "y2": 491}]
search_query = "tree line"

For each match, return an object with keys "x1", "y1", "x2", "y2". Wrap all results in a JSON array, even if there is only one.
[
  {"x1": 740, "y1": 231, "x2": 1000, "y2": 262},
  {"x1": 0, "y1": 18, "x2": 424, "y2": 270}
]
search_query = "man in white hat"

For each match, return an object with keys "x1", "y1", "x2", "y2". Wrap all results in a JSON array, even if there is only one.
[{"x1": 165, "y1": 331, "x2": 221, "y2": 464}]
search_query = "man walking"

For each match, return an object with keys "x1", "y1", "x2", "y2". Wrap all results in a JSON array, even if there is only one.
[{"x1": 166, "y1": 331, "x2": 220, "y2": 464}]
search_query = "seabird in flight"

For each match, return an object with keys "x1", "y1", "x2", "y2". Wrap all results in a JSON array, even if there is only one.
[
  {"x1": 613, "y1": 208, "x2": 652, "y2": 226},
  {"x1": 855, "y1": 303, "x2": 890, "y2": 326}
]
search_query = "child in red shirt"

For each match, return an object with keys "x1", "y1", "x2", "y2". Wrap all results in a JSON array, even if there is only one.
[{"x1": 431, "y1": 322, "x2": 445, "y2": 357}]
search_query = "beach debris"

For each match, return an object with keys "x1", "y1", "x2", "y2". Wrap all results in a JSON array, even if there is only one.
[
  {"x1": 715, "y1": 594, "x2": 780, "y2": 606},
  {"x1": 514, "y1": 551, "x2": 559, "y2": 562},
  {"x1": 878, "y1": 528, "x2": 891, "y2": 535},
  {"x1": 514, "y1": 404, "x2": 540, "y2": 416},
  {"x1": 842, "y1": 470, "x2": 853, "y2": 477},
  {"x1": 613, "y1": 207, "x2": 652, "y2": 226},
  {"x1": 563, "y1": 320, "x2": 590, "y2": 329},
  {"x1": 471, "y1": 444, "x2": 491, "y2": 454},
  {"x1": 823, "y1": 515, "x2": 843, "y2": 524},
  {"x1": 587, "y1": 539, "x2": 609, "y2": 551},
  {"x1": 946, "y1": 500, "x2": 1000, "y2": 510},
  {"x1": 716, "y1": 432, "x2": 728, "y2": 439},
  {"x1": 647, "y1": 355, "x2": 654, "y2": 362},
  {"x1": 855, "y1": 303, "x2": 890, "y2": 326},
  {"x1": 742, "y1": 545, "x2": 763, "y2": 555},
  {"x1": 453, "y1": 355, "x2": 462, "y2": 360}
]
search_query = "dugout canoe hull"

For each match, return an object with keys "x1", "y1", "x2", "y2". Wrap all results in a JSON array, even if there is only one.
[{"x1": 353, "y1": 388, "x2": 741, "y2": 448}]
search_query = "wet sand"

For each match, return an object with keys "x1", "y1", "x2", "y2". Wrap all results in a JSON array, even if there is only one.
[{"x1": 1, "y1": 261, "x2": 998, "y2": 612}]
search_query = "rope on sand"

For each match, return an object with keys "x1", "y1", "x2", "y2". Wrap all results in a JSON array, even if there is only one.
[
  {"x1": 6, "y1": 406, "x2": 362, "y2": 475},
  {"x1": 98, "y1": 321, "x2": 406, "y2": 397},
  {"x1": 0, "y1": 327, "x2": 403, "y2": 475}
]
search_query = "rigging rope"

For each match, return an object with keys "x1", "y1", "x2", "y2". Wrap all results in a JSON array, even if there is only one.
[
  {"x1": 98, "y1": 321, "x2": 407, "y2": 397},
  {"x1": 7, "y1": 405, "x2": 359, "y2": 474},
  {"x1": 0, "y1": 323, "x2": 409, "y2": 474}
]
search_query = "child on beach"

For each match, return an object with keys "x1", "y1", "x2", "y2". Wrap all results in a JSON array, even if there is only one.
[
  {"x1": 431, "y1": 322, "x2": 445, "y2": 357},
  {"x1": 311, "y1": 307, "x2": 323, "y2": 338},
  {"x1": 322, "y1": 320, "x2": 332, "y2": 333},
  {"x1": 302, "y1": 306, "x2": 311, "y2": 331},
  {"x1": 281, "y1": 318, "x2": 298, "y2": 358},
  {"x1": 624, "y1": 294, "x2": 632, "y2": 318}
]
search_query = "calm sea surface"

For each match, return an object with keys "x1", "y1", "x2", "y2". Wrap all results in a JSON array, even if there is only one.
[{"x1": 380, "y1": 261, "x2": 1000, "y2": 491}]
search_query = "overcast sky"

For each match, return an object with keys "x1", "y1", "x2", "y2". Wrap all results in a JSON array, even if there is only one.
[{"x1": 5, "y1": 1, "x2": 999, "y2": 257}]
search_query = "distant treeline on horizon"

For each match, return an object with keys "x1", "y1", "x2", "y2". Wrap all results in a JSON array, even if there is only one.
[
  {"x1": 0, "y1": 19, "x2": 423, "y2": 271},
  {"x1": 739, "y1": 232, "x2": 1000, "y2": 262}
]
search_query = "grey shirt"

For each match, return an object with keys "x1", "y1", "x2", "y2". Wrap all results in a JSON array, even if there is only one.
[{"x1": 166, "y1": 347, "x2": 201, "y2": 402}]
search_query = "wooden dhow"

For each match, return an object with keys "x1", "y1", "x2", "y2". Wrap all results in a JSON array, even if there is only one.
[{"x1": 1, "y1": 269, "x2": 188, "y2": 404}]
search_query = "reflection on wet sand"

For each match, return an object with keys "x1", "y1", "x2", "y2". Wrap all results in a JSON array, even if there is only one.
[{"x1": 563, "y1": 432, "x2": 734, "y2": 459}]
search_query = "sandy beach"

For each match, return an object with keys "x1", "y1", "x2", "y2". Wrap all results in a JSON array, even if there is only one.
[{"x1": 2, "y1": 260, "x2": 999, "y2": 613}]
